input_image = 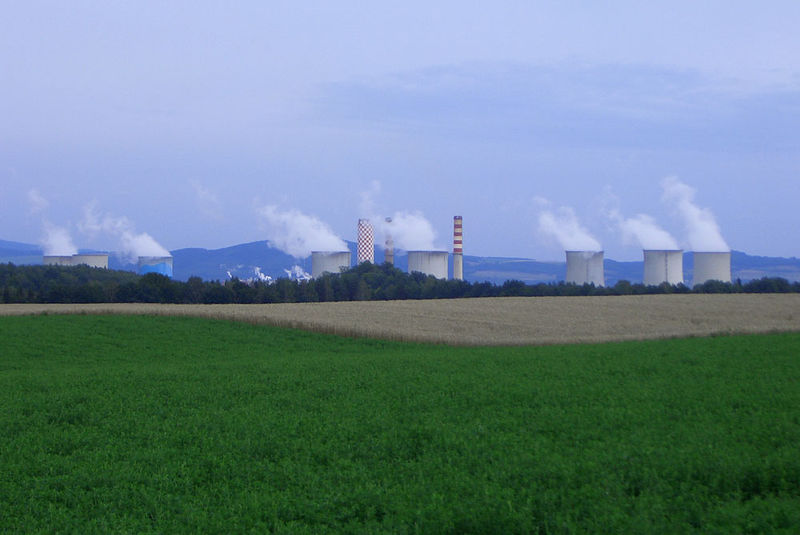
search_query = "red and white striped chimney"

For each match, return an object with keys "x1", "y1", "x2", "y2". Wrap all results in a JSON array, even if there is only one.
[
  {"x1": 453, "y1": 215, "x2": 463, "y2": 280},
  {"x1": 357, "y1": 219, "x2": 374, "y2": 264}
]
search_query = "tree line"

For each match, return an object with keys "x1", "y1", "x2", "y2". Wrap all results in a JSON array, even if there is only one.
[{"x1": 1, "y1": 262, "x2": 799, "y2": 305}]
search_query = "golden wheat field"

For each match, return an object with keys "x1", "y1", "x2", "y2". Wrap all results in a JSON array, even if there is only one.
[{"x1": 3, "y1": 294, "x2": 800, "y2": 345}]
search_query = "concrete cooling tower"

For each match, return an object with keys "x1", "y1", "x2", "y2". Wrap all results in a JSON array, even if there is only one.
[
  {"x1": 643, "y1": 250, "x2": 683, "y2": 286},
  {"x1": 43, "y1": 255, "x2": 74, "y2": 266},
  {"x1": 311, "y1": 251, "x2": 350, "y2": 278},
  {"x1": 138, "y1": 256, "x2": 173, "y2": 277},
  {"x1": 71, "y1": 254, "x2": 109, "y2": 269},
  {"x1": 43, "y1": 254, "x2": 109, "y2": 268},
  {"x1": 357, "y1": 219, "x2": 374, "y2": 264},
  {"x1": 692, "y1": 251, "x2": 731, "y2": 286},
  {"x1": 565, "y1": 251, "x2": 604, "y2": 286},
  {"x1": 407, "y1": 251, "x2": 449, "y2": 280}
]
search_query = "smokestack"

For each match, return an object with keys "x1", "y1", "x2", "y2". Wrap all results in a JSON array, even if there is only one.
[
  {"x1": 384, "y1": 217, "x2": 394, "y2": 266},
  {"x1": 357, "y1": 219, "x2": 374, "y2": 264},
  {"x1": 692, "y1": 251, "x2": 731, "y2": 286},
  {"x1": 453, "y1": 215, "x2": 463, "y2": 280},
  {"x1": 408, "y1": 251, "x2": 449, "y2": 279},
  {"x1": 643, "y1": 250, "x2": 683, "y2": 286},
  {"x1": 565, "y1": 251, "x2": 604, "y2": 286}
]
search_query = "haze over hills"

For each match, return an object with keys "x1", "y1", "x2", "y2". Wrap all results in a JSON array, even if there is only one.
[{"x1": 2, "y1": 239, "x2": 799, "y2": 285}]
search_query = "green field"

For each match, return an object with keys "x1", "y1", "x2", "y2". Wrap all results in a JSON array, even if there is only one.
[{"x1": 1, "y1": 315, "x2": 799, "y2": 533}]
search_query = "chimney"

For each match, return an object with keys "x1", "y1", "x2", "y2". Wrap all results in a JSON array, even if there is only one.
[
  {"x1": 453, "y1": 215, "x2": 463, "y2": 280},
  {"x1": 357, "y1": 219, "x2": 374, "y2": 264}
]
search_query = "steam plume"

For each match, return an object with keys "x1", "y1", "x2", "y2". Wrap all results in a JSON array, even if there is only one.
[
  {"x1": 661, "y1": 177, "x2": 728, "y2": 252},
  {"x1": 27, "y1": 189, "x2": 77, "y2": 255},
  {"x1": 359, "y1": 181, "x2": 438, "y2": 251},
  {"x1": 259, "y1": 205, "x2": 346, "y2": 258},
  {"x1": 42, "y1": 222, "x2": 78, "y2": 256},
  {"x1": 537, "y1": 202, "x2": 601, "y2": 251},
  {"x1": 609, "y1": 210, "x2": 679, "y2": 250},
  {"x1": 378, "y1": 211, "x2": 436, "y2": 251},
  {"x1": 80, "y1": 204, "x2": 169, "y2": 260}
]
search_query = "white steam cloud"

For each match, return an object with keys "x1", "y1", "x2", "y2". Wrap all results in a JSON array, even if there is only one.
[
  {"x1": 79, "y1": 204, "x2": 170, "y2": 261},
  {"x1": 379, "y1": 211, "x2": 437, "y2": 251},
  {"x1": 42, "y1": 222, "x2": 78, "y2": 256},
  {"x1": 359, "y1": 181, "x2": 439, "y2": 251},
  {"x1": 609, "y1": 211, "x2": 679, "y2": 250},
  {"x1": 661, "y1": 177, "x2": 729, "y2": 252},
  {"x1": 27, "y1": 189, "x2": 50, "y2": 214},
  {"x1": 27, "y1": 189, "x2": 78, "y2": 255},
  {"x1": 537, "y1": 202, "x2": 601, "y2": 251},
  {"x1": 259, "y1": 205, "x2": 346, "y2": 258}
]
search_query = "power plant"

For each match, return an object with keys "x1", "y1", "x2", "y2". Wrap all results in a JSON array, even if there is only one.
[
  {"x1": 565, "y1": 251, "x2": 604, "y2": 286},
  {"x1": 453, "y1": 216, "x2": 463, "y2": 281},
  {"x1": 643, "y1": 250, "x2": 683, "y2": 286},
  {"x1": 43, "y1": 253, "x2": 109, "y2": 268},
  {"x1": 138, "y1": 256, "x2": 173, "y2": 277},
  {"x1": 311, "y1": 251, "x2": 351, "y2": 278},
  {"x1": 692, "y1": 251, "x2": 731, "y2": 286},
  {"x1": 357, "y1": 219, "x2": 374, "y2": 264},
  {"x1": 407, "y1": 251, "x2": 449, "y2": 279}
]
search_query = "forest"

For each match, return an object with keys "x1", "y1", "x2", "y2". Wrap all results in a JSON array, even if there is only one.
[{"x1": 1, "y1": 262, "x2": 799, "y2": 304}]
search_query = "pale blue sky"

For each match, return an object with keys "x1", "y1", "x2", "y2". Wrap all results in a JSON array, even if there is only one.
[{"x1": 2, "y1": 1, "x2": 799, "y2": 260}]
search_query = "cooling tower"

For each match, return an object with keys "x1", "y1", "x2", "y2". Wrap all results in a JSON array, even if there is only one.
[
  {"x1": 357, "y1": 219, "x2": 374, "y2": 264},
  {"x1": 643, "y1": 250, "x2": 683, "y2": 286},
  {"x1": 311, "y1": 251, "x2": 350, "y2": 278},
  {"x1": 138, "y1": 256, "x2": 173, "y2": 277},
  {"x1": 407, "y1": 251, "x2": 449, "y2": 279},
  {"x1": 453, "y1": 215, "x2": 463, "y2": 281},
  {"x1": 43, "y1": 255, "x2": 74, "y2": 266},
  {"x1": 565, "y1": 251, "x2": 604, "y2": 286},
  {"x1": 71, "y1": 254, "x2": 109, "y2": 269},
  {"x1": 692, "y1": 251, "x2": 731, "y2": 286}
]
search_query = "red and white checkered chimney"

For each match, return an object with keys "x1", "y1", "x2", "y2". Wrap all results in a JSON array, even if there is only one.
[
  {"x1": 453, "y1": 215, "x2": 463, "y2": 280},
  {"x1": 357, "y1": 219, "x2": 374, "y2": 264}
]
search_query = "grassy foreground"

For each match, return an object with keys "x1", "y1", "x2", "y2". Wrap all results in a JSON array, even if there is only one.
[{"x1": 1, "y1": 316, "x2": 799, "y2": 533}]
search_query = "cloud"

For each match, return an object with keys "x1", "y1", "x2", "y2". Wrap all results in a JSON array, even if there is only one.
[
  {"x1": 190, "y1": 180, "x2": 222, "y2": 220},
  {"x1": 27, "y1": 188, "x2": 49, "y2": 214},
  {"x1": 319, "y1": 62, "x2": 800, "y2": 151}
]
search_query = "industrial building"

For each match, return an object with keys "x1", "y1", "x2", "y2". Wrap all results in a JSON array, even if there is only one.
[
  {"x1": 565, "y1": 251, "x2": 604, "y2": 286},
  {"x1": 643, "y1": 250, "x2": 683, "y2": 286}
]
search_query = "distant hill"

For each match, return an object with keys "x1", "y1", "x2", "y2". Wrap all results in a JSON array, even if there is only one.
[{"x1": 2, "y1": 238, "x2": 799, "y2": 284}]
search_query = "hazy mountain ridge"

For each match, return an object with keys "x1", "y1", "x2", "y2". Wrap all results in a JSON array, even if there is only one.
[{"x1": 2, "y1": 239, "x2": 799, "y2": 285}]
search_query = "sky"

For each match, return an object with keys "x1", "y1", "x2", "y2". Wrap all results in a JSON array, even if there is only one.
[{"x1": 2, "y1": 1, "x2": 799, "y2": 260}]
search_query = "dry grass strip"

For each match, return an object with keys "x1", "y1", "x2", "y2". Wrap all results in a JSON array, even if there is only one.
[{"x1": 3, "y1": 294, "x2": 800, "y2": 346}]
